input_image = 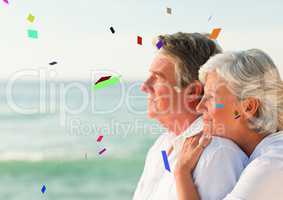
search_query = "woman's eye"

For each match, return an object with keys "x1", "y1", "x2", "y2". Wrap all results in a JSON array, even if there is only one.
[{"x1": 205, "y1": 95, "x2": 213, "y2": 100}]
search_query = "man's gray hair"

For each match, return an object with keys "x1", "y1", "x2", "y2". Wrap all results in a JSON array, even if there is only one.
[
  {"x1": 154, "y1": 32, "x2": 223, "y2": 88},
  {"x1": 199, "y1": 49, "x2": 283, "y2": 135}
]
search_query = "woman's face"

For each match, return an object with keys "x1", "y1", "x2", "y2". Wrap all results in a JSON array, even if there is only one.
[{"x1": 196, "y1": 71, "x2": 244, "y2": 141}]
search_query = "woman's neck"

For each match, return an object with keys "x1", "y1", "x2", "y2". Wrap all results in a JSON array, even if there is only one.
[{"x1": 237, "y1": 129, "x2": 266, "y2": 156}]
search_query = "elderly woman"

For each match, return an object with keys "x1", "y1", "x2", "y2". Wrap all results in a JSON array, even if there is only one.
[{"x1": 175, "y1": 49, "x2": 283, "y2": 200}]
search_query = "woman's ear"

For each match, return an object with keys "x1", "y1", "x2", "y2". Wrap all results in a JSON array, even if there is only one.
[{"x1": 241, "y1": 97, "x2": 260, "y2": 119}]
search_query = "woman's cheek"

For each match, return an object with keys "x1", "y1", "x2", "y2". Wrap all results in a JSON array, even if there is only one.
[{"x1": 209, "y1": 107, "x2": 226, "y2": 135}]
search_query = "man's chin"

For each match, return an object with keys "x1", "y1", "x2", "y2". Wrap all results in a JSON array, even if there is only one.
[{"x1": 147, "y1": 112, "x2": 157, "y2": 119}]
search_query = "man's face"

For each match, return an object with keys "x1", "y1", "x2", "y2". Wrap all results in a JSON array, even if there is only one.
[{"x1": 141, "y1": 53, "x2": 178, "y2": 119}]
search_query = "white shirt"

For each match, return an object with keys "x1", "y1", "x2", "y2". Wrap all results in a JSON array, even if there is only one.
[
  {"x1": 224, "y1": 131, "x2": 283, "y2": 200},
  {"x1": 133, "y1": 117, "x2": 248, "y2": 200}
]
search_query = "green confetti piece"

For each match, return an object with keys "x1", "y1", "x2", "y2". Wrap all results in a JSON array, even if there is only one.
[
  {"x1": 27, "y1": 29, "x2": 38, "y2": 39},
  {"x1": 92, "y1": 76, "x2": 121, "y2": 90}
]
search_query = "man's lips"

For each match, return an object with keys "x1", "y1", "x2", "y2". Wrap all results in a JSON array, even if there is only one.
[{"x1": 148, "y1": 97, "x2": 157, "y2": 102}]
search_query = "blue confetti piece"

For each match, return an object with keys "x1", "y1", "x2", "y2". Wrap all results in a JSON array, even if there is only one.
[
  {"x1": 215, "y1": 103, "x2": 224, "y2": 108},
  {"x1": 41, "y1": 185, "x2": 46, "y2": 194},
  {"x1": 161, "y1": 150, "x2": 171, "y2": 172}
]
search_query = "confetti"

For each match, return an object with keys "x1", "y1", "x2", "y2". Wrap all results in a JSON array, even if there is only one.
[
  {"x1": 110, "y1": 26, "x2": 115, "y2": 34},
  {"x1": 2, "y1": 0, "x2": 8, "y2": 4},
  {"x1": 93, "y1": 75, "x2": 121, "y2": 90},
  {"x1": 95, "y1": 76, "x2": 112, "y2": 84},
  {"x1": 215, "y1": 103, "x2": 224, "y2": 108},
  {"x1": 234, "y1": 115, "x2": 240, "y2": 119},
  {"x1": 208, "y1": 15, "x2": 213, "y2": 22},
  {"x1": 97, "y1": 135, "x2": 104, "y2": 142},
  {"x1": 234, "y1": 110, "x2": 240, "y2": 119},
  {"x1": 137, "y1": 36, "x2": 142, "y2": 45},
  {"x1": 49, "y1": 61, "x2": 57, "y2": 65},
  {"x1": 156, "y1": 40, "x2": 163, "y2": 49},
  {"x1": 209, "y1": 28, "x2": 222, "y2": 40},
  {"x1": 166, "y1": 7, "x2": 172, "y2": 14},
  {"x1": 41, "y1": 185, "x2": 46, "y2": 194},
  {"x1": 27, "y1": 29, "x2": 38, "y2": 39},
  {"x1": 161, "y1": 150, "x2": 171, "y2": 172},
  {"x1": 27, "y1": 13, "x2": 35, "y2": 23},
  {"x1": 99, "y1": 148, "x2": 107, "y2": 155}
]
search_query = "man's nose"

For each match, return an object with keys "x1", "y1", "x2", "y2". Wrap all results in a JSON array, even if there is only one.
[
  {"x1": 140, "y1": 79, "x2": 153, "y2": 93},
  {"x1": 140, "y1": 82, "x2": 148, "y2": 93}
]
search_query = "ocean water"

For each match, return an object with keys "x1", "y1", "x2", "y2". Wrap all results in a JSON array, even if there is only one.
[{"x1": 0, "y1": 80, "x2": 164, "y2": 200}]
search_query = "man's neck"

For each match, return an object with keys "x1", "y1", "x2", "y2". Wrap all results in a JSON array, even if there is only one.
[{"x1": 162, "y1": 113, "x2": 200, "y2": 136}]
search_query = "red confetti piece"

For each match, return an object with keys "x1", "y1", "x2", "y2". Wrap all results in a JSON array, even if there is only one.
[
  {"x1": 95, "y1": 76, "x2": 112, "y2": 85},
  {"x1": 97, "y1": 135, "x2": 104, "y2": 142},
  {"x1": 137, "y1": 36, "x2": 142, "y2": 45}
]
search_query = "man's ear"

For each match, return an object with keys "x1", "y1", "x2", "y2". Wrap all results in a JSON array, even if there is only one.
[
  {"x1": 241, "y1": 97, "x2": 260, "y2": 119},
  {"x1": 183, "y1": 80, "x2": 203, "y2": 101},
  {"x1": 193, "y1": 81, "x2": 203, "y2": 97}
]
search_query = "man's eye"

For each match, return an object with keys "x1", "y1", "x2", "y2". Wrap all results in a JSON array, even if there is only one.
[
  {"x1": 154, "y1": 74, "x2": 164, "y2": 80},
  {"x1": 155, "y1": 74, "x2": 161, "y2": 79}
]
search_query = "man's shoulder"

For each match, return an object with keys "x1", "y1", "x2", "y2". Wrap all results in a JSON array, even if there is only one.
[{"x1": 147, "y1": 133, "x2": 171, "y2": 155}]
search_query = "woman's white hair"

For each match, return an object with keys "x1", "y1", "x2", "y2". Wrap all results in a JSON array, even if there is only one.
[{"x1": 199, "y1": 49, "x2": 283, "y2": 135}]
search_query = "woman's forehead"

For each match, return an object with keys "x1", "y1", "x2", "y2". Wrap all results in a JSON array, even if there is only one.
[{"x1": 204, "y1": 72, "x2": 229, "y2": 94}]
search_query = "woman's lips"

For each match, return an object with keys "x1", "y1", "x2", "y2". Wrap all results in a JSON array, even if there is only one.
[{"x1": 203, "y1": 116, "x2": 212, "y2": 124}]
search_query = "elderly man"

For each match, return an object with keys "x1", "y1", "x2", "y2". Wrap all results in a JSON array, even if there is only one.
[{"x1": 132, "y1": 32, "x2": 248, "y2": 200}]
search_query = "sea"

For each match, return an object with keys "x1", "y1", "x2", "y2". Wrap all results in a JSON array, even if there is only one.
[{"x1": 0, "y1": 80, "x2": 165, "y2": 200}]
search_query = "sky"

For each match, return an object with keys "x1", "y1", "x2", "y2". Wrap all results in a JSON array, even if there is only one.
[{"x1": 0, "y1": 0, "x2": 282, "y2": 81}]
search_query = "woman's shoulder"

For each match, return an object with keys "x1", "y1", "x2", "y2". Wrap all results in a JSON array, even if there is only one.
[
  {"x1": 193, "y1": 136, "x2": 248, "y2": 186},
  {"x1": 201, "y1": 136, "x2": 248, "y2": 164},
  {"x1": 207, "y1": 136, "x2": 246, "y2": 154}
]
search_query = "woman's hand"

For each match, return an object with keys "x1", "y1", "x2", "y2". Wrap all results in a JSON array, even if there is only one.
[{"x1": 174, "y1": 133, "x2": 212, "y2": 177}]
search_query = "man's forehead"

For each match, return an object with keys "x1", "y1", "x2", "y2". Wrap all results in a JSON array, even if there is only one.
[{"x1": 149, "y1": 54, "x2": 175, "y2": 72}]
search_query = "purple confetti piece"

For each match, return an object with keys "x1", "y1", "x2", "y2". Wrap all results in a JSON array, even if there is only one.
[
  {"x1": 99, "y1": 148, "x2": 107, "y2": 155},
  {"x1": 156, "y1": 40, "x2": 163, "y2": 49}
]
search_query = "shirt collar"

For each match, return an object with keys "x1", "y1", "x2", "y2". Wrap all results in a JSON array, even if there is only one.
[
  {"x1": 171, "y1": 116, "x2": 203, "y2": 154},
  {"x1": 249, "y1": 130, "x2": 283, "y2": 162}
]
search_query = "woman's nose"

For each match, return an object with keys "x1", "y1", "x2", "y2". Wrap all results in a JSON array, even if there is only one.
[{"x1": 196, "y1": 97, "x2": 206, "y2": 114}]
